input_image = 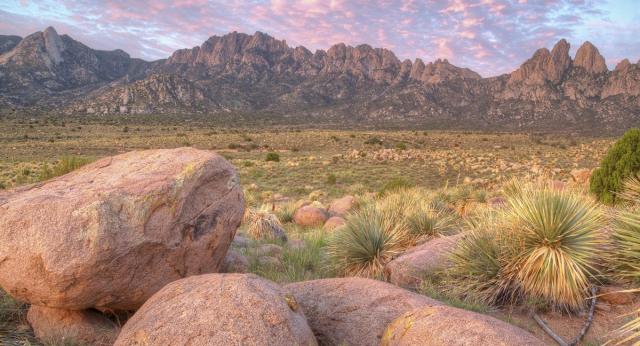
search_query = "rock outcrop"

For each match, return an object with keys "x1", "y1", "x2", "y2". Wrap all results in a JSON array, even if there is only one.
[
  {"x1": 381, "y1": 306, "x2": 545, "y2": 346},
  {"x1": 0, "y1": 147, "x2": 244, "y2": 310},
  {"x1": 285, "y1": 277, "x2": 442, "y2": 346},
  {"x1": 114, "y1": 273, "x2": 317, "y2": 346},
  {"x1": 574, "y1": 41, "x2": 608, "y2": 74},
  {"x1": 2, "y1": 27, "x2": 640, "y2": 132}
]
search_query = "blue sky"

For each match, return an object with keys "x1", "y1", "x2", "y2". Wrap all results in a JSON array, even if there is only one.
[{"x1": 1, "y1": 0, "x2": 638, "y2": 76}]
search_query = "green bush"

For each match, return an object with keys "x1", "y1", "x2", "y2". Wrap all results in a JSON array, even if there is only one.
[
  {"x1": 265, "y1": 152, "x2": 280, "y2": 162},
  {"x1": 590, "y1": 128, "x2": 640, "y2": 204}
]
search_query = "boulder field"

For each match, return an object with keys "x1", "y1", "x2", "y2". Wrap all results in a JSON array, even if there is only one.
[{"x1": 0, "y1": 148, "x2": 547, "y2": 345}]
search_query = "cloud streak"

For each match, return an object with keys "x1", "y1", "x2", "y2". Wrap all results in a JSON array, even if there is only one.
[{"x1": 1, "y1": 0, "x2": 638, "y2": 76}]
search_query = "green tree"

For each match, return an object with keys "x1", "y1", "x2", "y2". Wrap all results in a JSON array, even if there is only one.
[{"x1": 590, "y1": 128, "x2": 640, "y2": 204}]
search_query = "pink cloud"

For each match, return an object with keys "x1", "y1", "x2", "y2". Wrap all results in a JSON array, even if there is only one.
[{"x1": 1, "y1": 0, "x2": 635, "y2": 77}]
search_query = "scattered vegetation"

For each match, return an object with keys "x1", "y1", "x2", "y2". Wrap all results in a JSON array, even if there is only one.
[
  {"x1": 39, "y1": 156, "x2": 93, "y2": 181},
  {"x1": 265, "y1": 152, "x2": 280, "y2": 162}
]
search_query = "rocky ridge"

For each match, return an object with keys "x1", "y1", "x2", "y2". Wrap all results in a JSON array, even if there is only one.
[{"x1": 1, "y1": 27, "x2": 639, "y2": 131}]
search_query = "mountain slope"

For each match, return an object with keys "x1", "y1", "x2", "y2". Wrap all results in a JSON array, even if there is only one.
[{"x1": 1, "y1": 27, "x2": 639, "y2": 131}]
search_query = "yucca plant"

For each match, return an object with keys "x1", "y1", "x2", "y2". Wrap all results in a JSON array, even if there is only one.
[
  {"x1": 275, "y1": 201, "x2": 297, "y2": 224},
  {"x1": 610, "y1": 177, "x2": 640, "y2": 345},
  {"x1": 406, "y1": 202, "x2": 457, "y2": 239},
  {"x1": 505, "y1": 187, "x2": 605, "y2": 310},
  {"x1": 450, "y1": 184, "x2": 605, "y2": 311},
  {"x1": 327, "y1": 204, "x2": 412, "y2": 278},
  {"x1": 244, "y1": 205, "x2": 287, "y2": 242},
  {"x1": 450, "y1": 209, "x2": 518, "y2": 305}
]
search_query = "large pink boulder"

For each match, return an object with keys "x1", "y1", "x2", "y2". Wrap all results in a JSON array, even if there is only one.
[
  {"x1": 382, "y1": 306, "x2": 545, "y2": 346},
  {"x1": 114, "y1": 274, "x2": 317, "y2": 346},
  {"x1": 0, "y1": 148, "x2": 244, "y2": 310},
  {"x1": 285, "y1": 277, "x2": 442, "y2": 346}
]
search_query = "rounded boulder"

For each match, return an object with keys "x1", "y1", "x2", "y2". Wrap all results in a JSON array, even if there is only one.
[
  {"x1": 293, "y1": 205, "x2": 328, "y2": 227},
  {"x1": 0, "y1": 148, "x2": 244, "y2": 310},
  {"x1": 382, "y1": 306, "x2": 545, "y2": 346},
  {"x1": 114, "y1": 273, "x2": 317, "y2": 346},
  {"x1": 285, "y1": 277, "x2": 442, "y2": 346}
]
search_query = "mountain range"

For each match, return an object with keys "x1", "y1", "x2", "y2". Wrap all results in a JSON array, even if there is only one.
[{"x1": 1, "y1": 26, "x2": 639, "y2": 131}]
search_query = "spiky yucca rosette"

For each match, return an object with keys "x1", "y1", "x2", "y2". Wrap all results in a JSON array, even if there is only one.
[{"x1": 451, "y1": 183, "x2": 605, "y2": 311}]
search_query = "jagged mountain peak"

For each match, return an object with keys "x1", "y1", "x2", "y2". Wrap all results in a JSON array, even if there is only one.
[
  {"x1": 574, "y1": 41, "x2": 607, "y2": 74},
  {"x1": 2, "y1": 28, "x2": 639, "y2": 132}
]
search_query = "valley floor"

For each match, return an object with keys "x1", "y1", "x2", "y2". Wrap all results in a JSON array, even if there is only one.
[{"x1": 0, "y1": 115, "x2": 630, "y2": 346}]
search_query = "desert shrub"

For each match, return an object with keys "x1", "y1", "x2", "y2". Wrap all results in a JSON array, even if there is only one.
[
  {"x1": 275, "y1": 202, "x2": 297, "y2": 224},
  {"x1": 39, "y1": 156, "x2": 92, "y2": 181},
  {"x1": 450, "y1": 209, "x2": 513, "y2": 305},
  {"x1": 328, "y1": 204, "x2": 412, "y2": 278},
  {"x1": 250, "y1": 231, "x2": 333, "y2": 283},
  {"x1": 611, "y1": 210, "x2": 640, "y2": 284},
  {"x1": 244, "y1": 205, "x2": 287, "y2": 242},
  {"x1": 378, "y1": 177, "x2": 415, "y2": 196},
  {"x1": 406, "y1": 202, "x2": 457, "y2": 238},
  {"x1": 590, "y1": 128, "x2": 640, "y2": 204},
  {"x1": 610, "y1": 176, "x2": 640, "y2": 283},
  {"x1": 364, "y1": 136, "x2": 383, "y2": 145},
  {"x1": 265, "y1": 152, "x2": 280, "y2": 162},
  {"x1": 450, "y1": 184, "x2": 604, "y2": 311},
  {"x1": 395, "y1": 143, "x2": 407, "y2": 150},
  {"x1": 326, "y1": 173, "x2": 337, "y2": 185}
]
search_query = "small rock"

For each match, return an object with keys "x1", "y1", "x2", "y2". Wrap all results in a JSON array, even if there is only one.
[
  {"x1": 255, "y1": 243, "x2": 284, "y2": 258},
  {"x1": 293, "y1": 205, "x2": 329, "y2": 227},
  {"x1": 232, "y1": 235, "x2": 251, "y2": 248},
  {"x1": 328, "y1": 195, "x2": 356, "y2": 216},
  {"x1": 323, "y1": 216, "x2": 346, "y2": 231},
  {"x1": 221, "y1": 249, "x2": 249, "y2": 273},
  {"x1": 28, "y1": 306, "x2": 118, "y2": 346},
  {"x1": 257, "y1": 256, "x2": 283, "y2": 269}
]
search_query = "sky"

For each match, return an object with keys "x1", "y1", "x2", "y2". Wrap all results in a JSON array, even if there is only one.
[{"x1": 1, "y1": 0, "x2": 638, "y2": 77}]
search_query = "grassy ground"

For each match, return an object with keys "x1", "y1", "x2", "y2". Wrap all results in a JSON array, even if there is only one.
[{"x1": 0, "y1": 116, "x2": 610, "y2": 199}]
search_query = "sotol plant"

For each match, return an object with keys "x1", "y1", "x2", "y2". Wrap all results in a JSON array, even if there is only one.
[
  {"x1": 451, "y1": 184, "x2": 604, "y2": 311},
  {"x1": 506, "y1": 188, "x2": 604, "y2": 310},
  {"x1": 611, "y1": 177, "x2": 640, "y2": 344},
  {"x1": 590, "y1": 128, "x2": 640, "y2": 204},
  {"x1": 327, "y1": 204, "x2": 412, "y2": 278},
  {"x1": 244, "y1": 205, "x2": 287, "y2": 242}
]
